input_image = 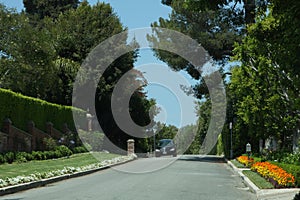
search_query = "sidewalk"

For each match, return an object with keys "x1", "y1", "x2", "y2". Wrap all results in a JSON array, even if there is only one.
[{"x1": 227, "y1": 160, "x2": 300, "y2": 200}]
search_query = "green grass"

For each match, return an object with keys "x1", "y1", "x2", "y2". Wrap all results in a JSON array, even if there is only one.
[
  {"x1": 231, "y1": 159, "x2": 246, "y2": 168},
  {"x1": 0, "y1": 152, "x2": 120, "y2": 179},
  {"x1": 243, "y1": 170, "x2": 274, "y2": 189}
]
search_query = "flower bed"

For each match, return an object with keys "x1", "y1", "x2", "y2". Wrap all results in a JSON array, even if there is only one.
[
  {"x1": 237, "y1": 155, "x2": 254, "y2": 167},
  {"x1": 251, "y1": 161, "x2": 295, "y2": 188}
]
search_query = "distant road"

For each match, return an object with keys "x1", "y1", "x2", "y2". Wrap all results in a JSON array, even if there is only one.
[{"x1": 0, "y1": 155, "x2": 256, "y2": 200}]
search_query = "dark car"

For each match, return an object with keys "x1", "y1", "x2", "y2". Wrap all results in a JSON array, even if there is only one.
[{"x1": 155, "y1": 139, "x2": 177, "y2": 157}]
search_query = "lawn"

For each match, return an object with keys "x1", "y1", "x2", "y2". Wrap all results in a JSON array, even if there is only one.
[
  {"x1": 0, "y1": 152, "x2": 120, "y2": 179},
  {"x1": 243, "y1": 170, "x2": 274, "y2": 189},
  {"x1": 231, "y1": 159, "x2": 246, "y2": 168}
]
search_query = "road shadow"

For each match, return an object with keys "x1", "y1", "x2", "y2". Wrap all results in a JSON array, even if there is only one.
[{"x1": 178, "y1": 155, "x2": 226, "y2": 163}]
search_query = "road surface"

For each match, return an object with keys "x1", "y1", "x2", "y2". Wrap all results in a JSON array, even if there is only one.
[{"x1": 0, "y1": 155, "x2": 256, "y2": 200}]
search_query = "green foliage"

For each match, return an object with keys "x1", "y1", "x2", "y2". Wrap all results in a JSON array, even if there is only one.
[
  {"x1": 228, "y1": 1, "x2": 300, "y2": 154},
  {"x1": 43, "y1": 137, "x2": 58, "y2": 151},
  {"x1": 0, "y1": 1, "x2": 156, "y2": 153},
  {"x1": 23, "y1": 0, "x2": 79, "y2": 20},
  {"x1": 0, "y1": 145, "x2": 75, "y2": 164},
  {"x1": 0, "y1": 154, "x2": 5, "y2": 164},
  {"x1": 71, "y1": 146, "x2": 88, "y2": 154},
  {"x1": 15, "y1": 152, "x2": 33, "y2": 162},
  {"x1": 281, "y1": 153, "x2": 300, "y2": 165},
  {"x1": 152, "y1": 0, "x2": 246, "y2": 65},
  {"x1": 0, "y1": 88, "x2": 86, "y2": 132},
  {"x1": 55, "y1": 145, "x2": 73, "y2": 157},
  {"x1": 216, "y1": 134, "x2": 224, "y2": 156},
  {"x1": 4, "y1": 152, "x2": 15, "y2": 164},
  {"x1": 0, "y1": 1, "x2": 126, "y2": 106}
]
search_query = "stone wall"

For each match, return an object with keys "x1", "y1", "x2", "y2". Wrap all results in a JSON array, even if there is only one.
[{"x1": 0, "y1": 118, "x2": 71, "y2": 152}]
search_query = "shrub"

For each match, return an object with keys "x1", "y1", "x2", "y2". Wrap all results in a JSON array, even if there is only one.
[
  {"x1": 72, "y1": 146, "x2": 88, "y2": 154},
  {"x1": 0, "y1": 154, "x2": 6, "y2": 164},
  {"x1": 15, "y1": 152, "x2": 33, "y2": 163},
  {"x1": 56, "y1": 145, "x2": 73, "y2": 157},
  {"x1": 4, "y1": 152, "x2": 15, "y2": 164},
  {"x1": 43, "y1": 138, "x2": 58, "y2": 151},
  {"x1": 54, "y1": 150, "x2": 62, "y2": 158},
  {"x1": 32, "y1": 151, "x2": 43, "y2": 160},
  {"x1": 281, "y1": 152, "x2": 300, "y2": 165}
]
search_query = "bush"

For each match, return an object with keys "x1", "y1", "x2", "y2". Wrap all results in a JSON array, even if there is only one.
[
  {"x1": 32, "y1": 151, "x2": 43, "y2": 160},
  {"x1": 0, "y1": 146, "x2": 76, "y2": 165},
  {"x1": 43, "y1": 138, "x2": 58, "y2": 151},
  {"x1": 0, "y1": 154, "x2": 6, "y2": 164},
  {"x1": 15, "y1": 152, "x2": 33, "y2": 162},
  {"x1": 56, "y1": 145, "x2": 73, "y2": 157},
  {"x1": 72, "y1": 146, "x2": 88, "y2": 154},
  {"x1": 54, "y1": 150, "x2": 62, "y2": 158},
  {"x1": 4, "y1": 152, "x2": 15, "y2": 164},
  {"x1": 281, "y1": 152, "x2": 300, "y2": 165}
]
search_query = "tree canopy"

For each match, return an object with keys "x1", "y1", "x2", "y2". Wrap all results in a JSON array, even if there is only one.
[
  {"x1": 151, "y1": 0, "x2": 300, "y2": 156},
  {"x1": 0, "y1": 1, "x2": 157, "y2": 153}
]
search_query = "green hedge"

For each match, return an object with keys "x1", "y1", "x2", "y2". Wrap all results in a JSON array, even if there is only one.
[
  {"x1": 0, "y1": 88, "x2": 86, "y2": 132},
  {"x1": 0, "y1": 145, "x2": 77, "y2": 164}
]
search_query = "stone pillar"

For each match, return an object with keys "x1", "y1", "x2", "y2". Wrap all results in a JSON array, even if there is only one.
[
  {"x1": 28, "y1": 121, "x2": 36, "y2": 151},
  {"x1": 86, "y1": 113, "x2": 93, "y2": 132},
  {"x1": 127, "y1": 139, "x2": 135, "y2": 156},
  {"x1": 3, "y1": 118, "x2": 12, "y2": 151}
]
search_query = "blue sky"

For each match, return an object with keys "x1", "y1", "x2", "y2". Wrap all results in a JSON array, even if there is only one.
[{"x1": 0, "y1": 0, "x2": 199, "y2": 127}]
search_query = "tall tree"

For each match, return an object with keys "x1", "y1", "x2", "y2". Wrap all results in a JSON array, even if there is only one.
[
  {"x1": 228, "y1": 0, "x2": 300, "y2": 153},
  {"x1": 0, "y1": 4, "x2": 57, "y2": 99},
  {"x1": 23, "y1": 0, "x2": 79, "y2": 20}
]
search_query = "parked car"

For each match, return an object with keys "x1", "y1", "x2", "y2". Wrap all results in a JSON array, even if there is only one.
[{"x1": 155, "y1": 139, "x2": 177, "y2": 157}]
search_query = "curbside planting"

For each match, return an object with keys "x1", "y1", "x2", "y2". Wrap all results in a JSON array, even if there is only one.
[
  {"x1": 227, "y1": 159, "x2": 300, "y2": 200},
  {"x1": 0, "y1": 154, "x2": 137, "y2": 196}
]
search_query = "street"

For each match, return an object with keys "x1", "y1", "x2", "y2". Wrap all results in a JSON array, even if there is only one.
[{"x1": 0, "y1": 155, "x2": 256, "y2": 200}]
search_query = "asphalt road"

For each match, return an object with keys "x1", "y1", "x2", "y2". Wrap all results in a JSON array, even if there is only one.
[{"x1": 0, "y1": 155, "x2": 256, "y2": 200}]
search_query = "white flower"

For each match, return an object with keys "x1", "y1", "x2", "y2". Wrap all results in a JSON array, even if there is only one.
[{"x1": 0, "y1": 155, "x2": 134, "y2": 188}]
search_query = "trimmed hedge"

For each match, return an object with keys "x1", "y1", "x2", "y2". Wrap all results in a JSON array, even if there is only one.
[
  {"x1": 0, "y1": 88, "x2": 86, "y2": 132},
  {"x1": 0, "y1": 145, "x2": 77, "y2": 164}
]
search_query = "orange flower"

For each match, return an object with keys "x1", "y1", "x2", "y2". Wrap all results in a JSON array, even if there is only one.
[
  {"x1": 237, "y1": 156, "x2": 254, "y2": 167},
  {"x1": 251, "y1": 162, "x2": 295, "y2": 187}
]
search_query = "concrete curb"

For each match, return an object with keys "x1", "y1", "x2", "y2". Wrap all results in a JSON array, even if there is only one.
[
  {"x1": 0, "y1": 158, "x2": 135, "y2": 196},
  {"x1": 226, "y1": 159, "x2": 300, "y2": 200},
  {"x1": 226, "y1": 159, "x2": 260, "y2": 193}
]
